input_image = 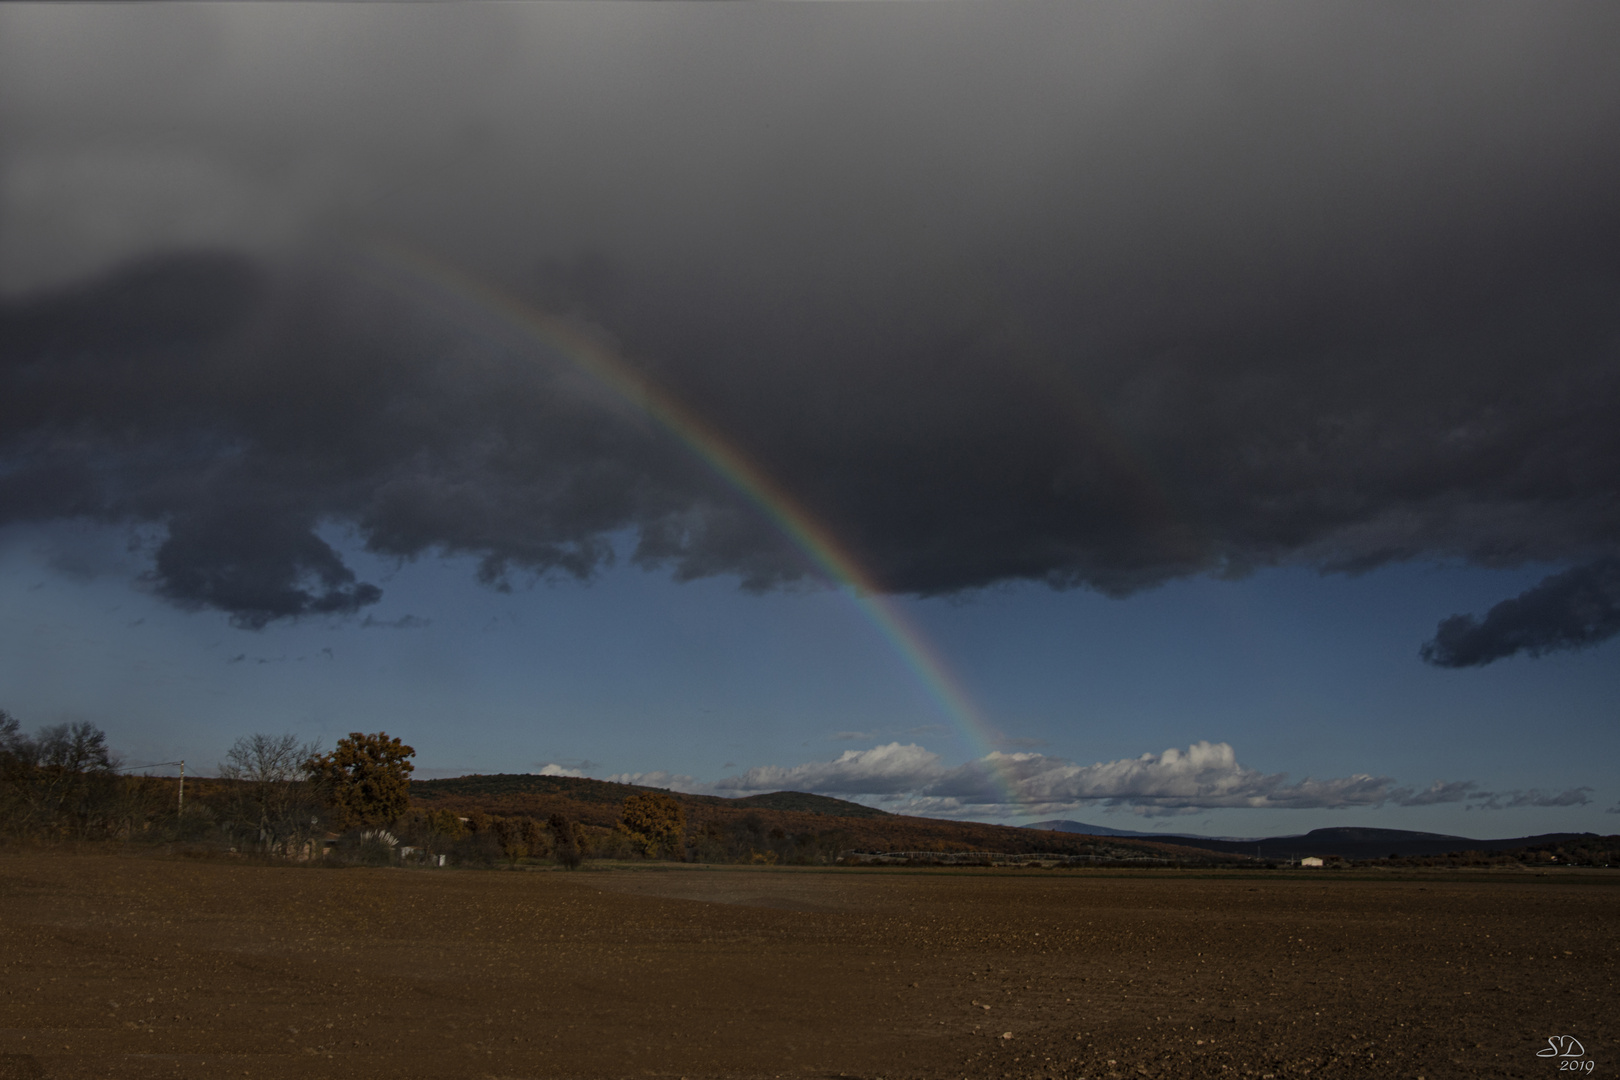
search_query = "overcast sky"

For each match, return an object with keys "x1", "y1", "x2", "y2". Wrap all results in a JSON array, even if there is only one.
[{"x1": 2, "y1": 2, "x2": 1617, "y2": 838}]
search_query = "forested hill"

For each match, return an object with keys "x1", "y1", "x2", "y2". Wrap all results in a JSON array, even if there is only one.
[
  {"x1": 414, "y1": 773, "x2": 660, "y2": 808},
  {"x1": 410, "y1": 773, "x2": 891, "y2": 818},
  {"x1": 408, "y1": 773, "x2": 1235, "y2": 863}
]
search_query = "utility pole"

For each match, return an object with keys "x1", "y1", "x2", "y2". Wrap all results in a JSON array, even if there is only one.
[{"x1": 114, "y1": 760, "x2": 187, "y2": 816}]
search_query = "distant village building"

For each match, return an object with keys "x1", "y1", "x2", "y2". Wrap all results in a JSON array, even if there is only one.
[{"x1": 1300, "y1": 856, "x2": 1324, "y2": 868}]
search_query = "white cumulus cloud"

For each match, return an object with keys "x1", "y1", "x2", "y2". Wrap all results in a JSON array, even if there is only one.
[
  {"x1": 917, "y1": 741, "x2": 1397, "y2": 816},
  {"x1": 712, "y1": 742, "x2": 944, "y2": 796},
  {"x1": 709, "y1": 740, "x2": 1449, "y2": 818},
  {"x1": 603, "y1": 769, "x2": 708, "y2": 794}
]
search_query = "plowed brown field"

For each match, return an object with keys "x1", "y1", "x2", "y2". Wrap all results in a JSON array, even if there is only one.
[{"x1": 0, "y1": 851, "x2": 1613, "y2": 1079}]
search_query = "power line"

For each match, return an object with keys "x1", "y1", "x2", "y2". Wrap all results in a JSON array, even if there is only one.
[{"x1": 115, "y1": 759, "x2": 186, "y2": 814}]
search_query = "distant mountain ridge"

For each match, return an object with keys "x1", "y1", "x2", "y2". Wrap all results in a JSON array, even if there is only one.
[
  {"x1": 1031, "y1": 819, "x2": 1601, "y2": 859},
  {"x1": 1181, "y1": 827, "x2": 1603, "y2": 860}
]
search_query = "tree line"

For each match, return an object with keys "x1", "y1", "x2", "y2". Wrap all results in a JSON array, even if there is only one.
[
  {"x1": 0, "y1": 711, "x2": 157, "y2": 841},
  {"x1": 2, "y1": 716, "x2": 854, "y2": 866}
]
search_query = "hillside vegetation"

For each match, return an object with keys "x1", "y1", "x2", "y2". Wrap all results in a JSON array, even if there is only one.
[
  {"x1": 411, "y1": 773, "x2": 889, "y2": 817},
  {"x1": 409, "y1": 773, "x2": 1233, "y2": 865}
]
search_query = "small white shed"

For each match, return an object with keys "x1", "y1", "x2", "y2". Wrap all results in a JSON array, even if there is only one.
[{"x1": 1300, "y1": 856, "x2": 1325, "y2": 868}]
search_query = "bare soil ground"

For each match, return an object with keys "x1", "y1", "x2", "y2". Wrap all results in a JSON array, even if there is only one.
[{"x1": 0, "y1": 851, "x2": 1614, "y2": 1080}]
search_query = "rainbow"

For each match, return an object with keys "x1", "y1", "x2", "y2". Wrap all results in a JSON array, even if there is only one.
[{"x1": 350, "y1": 240, "x2": 1021, "y2": 807}]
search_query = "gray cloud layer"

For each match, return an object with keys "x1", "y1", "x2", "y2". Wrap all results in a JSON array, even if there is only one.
[{"x1": 2, "y1": 5, "x2": 1618, "y2": 648}]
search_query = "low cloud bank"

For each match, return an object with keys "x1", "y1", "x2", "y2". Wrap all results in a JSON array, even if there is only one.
[
  {"x1": 1469, "y1": 787, "x2": 1593, "y2": 811},
  {"x1": 667, "y1": 741, "x2": 1591, "y2": 819}
]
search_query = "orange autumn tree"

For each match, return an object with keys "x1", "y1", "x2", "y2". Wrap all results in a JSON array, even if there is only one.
[
  {"x1": 618, "y1": 791, "x2": 686, "y2": 859},
  {"x1": 305, "y1": 732, "x2": 415, "y2": 829}
]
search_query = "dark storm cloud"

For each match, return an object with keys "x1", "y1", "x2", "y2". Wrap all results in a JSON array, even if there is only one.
[
  {"x1": 153, "y1": 503, "x2": 382, "y2": 628},
  {"x1": 0, "y1": 251, "x2": 768, "y2": 625},
  {"x1": 1421, "y1": 559, "x2": 1620, "y2": 667},
  {"x1": 2, "y1": 4, "x2": 1619, "y2": 638}
]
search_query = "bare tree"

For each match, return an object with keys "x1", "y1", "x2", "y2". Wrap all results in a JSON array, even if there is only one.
[
  {"x1": 0, "y1": 709, "x2": 27, "y2": 829},
  {"x1": 0, "y1": 709, "x2": 20, "y2": 756},
  {"x1": 218, "y1": 733, "x2": 324, "y2": 853},
  {"x1": 0, "y1": 718, "x2": 118, "y2": 839},
  {"x1": 37, "y1": 722, "x2": 114, "y2": 774}
]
